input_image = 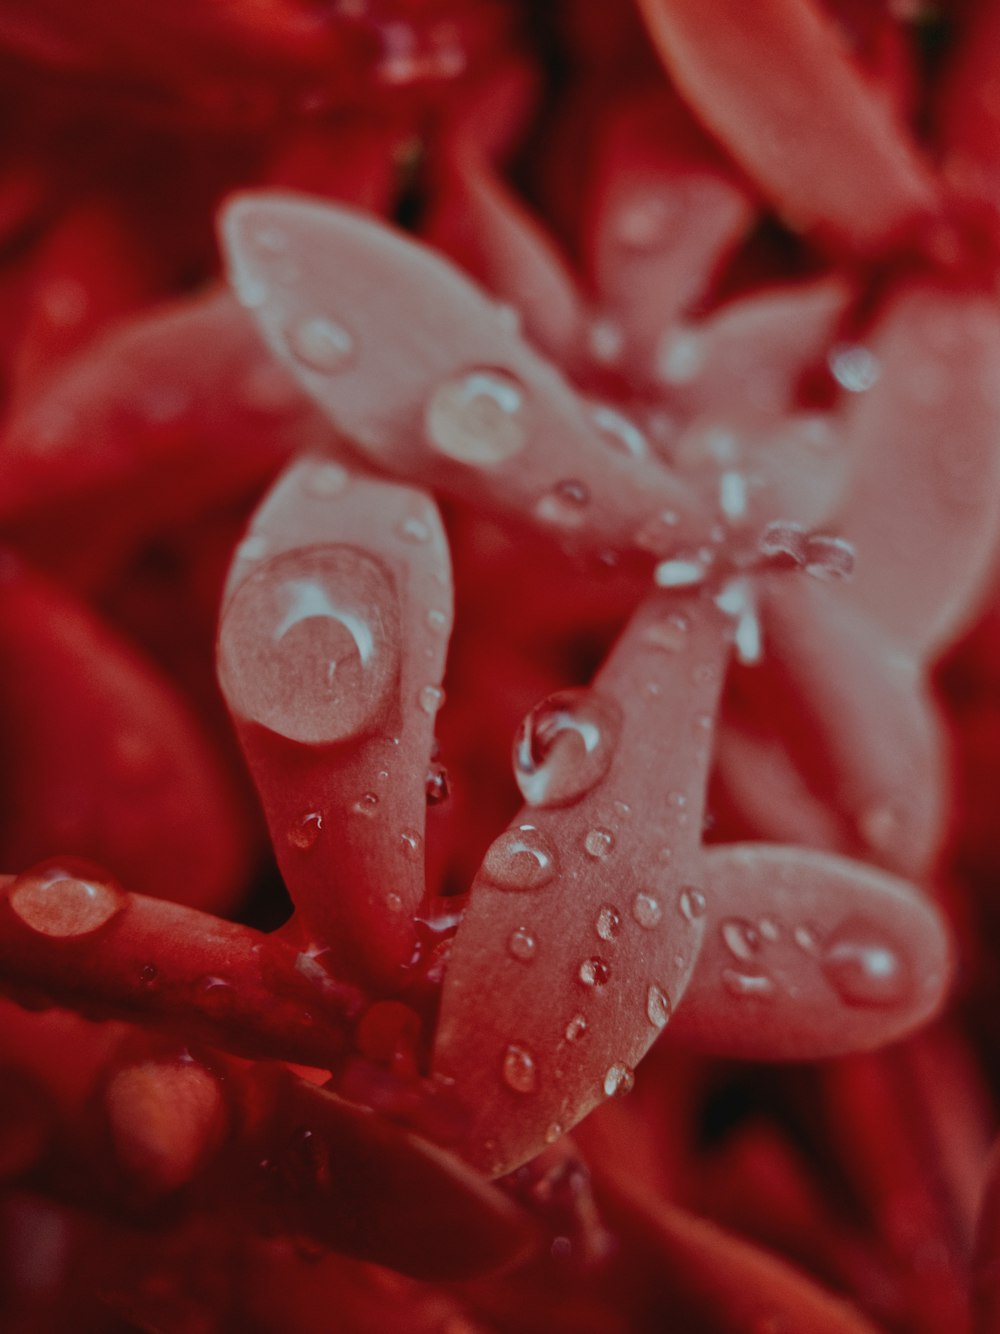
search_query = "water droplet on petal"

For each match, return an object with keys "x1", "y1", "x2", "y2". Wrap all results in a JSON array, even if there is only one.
[
  {"x1": 821, "y1": 919, "x2": 910, "y2": 1007},
  {"x1": 353, "y1": 791, "x2": 379, "y2": 816},
  {"x1": 302, "y1": 460, "x2": 351, "y2": 499},
  {"x1": 579, "y1": 957, "x2": 611, "y2": 988},
  {"x1": 794, "y1": 924, "x2": 820, "y2": 953},
  {"x1": 632, "y1": 892, "x2": 663, "y2": 929},
  {"x1": 565, "y1": 1014, "x2": 588, "y2": 1042},
  {"x1": 426, "y1": 368, "x2": 527, "y2": 465},
  {"x1": 482, "y1": 825, "x2": 558, "y2": 891},
  {"x1": 9, "y1": 860, "x2": 125, "y2": 939},
  {"x1": 591, "y1": 405, "x2": 649, "y2": 460},
  {"x1": 425, "y1": 763, "x2": 450, "y2": 805},
  {"x1": 595, "y1": 905, "x2": 622, "y2": 942},
  {"x1": 759, "y1": 918, "x2": 781, "y2": 943},
  {"x1": 288, "y1": 811, "x2": 323, "y2": 851},
  {"x1": 218, "y1": 546, "x2": 399, "y2": 746},
  {"x1": 507, "y1": 927, "x2": 537, "y2": 962},
  {"x1": 545, "y1": 1122, "x2": 563, "y2": 1145},
  {"x1": 418, "y1": 684, "x2": 445, "y2": 715},
  {"x1": 679, "y1": 887, "x2": 707, "y2": 921},
  {"x1": 804, "y1": 534, "x2": 855, "y2": 582},
  {"x1": 829, "y1": 343, "x2": 880, "y2": 393},
  {"x1": 759, "y1": 520, "x2": 807, "y2": 566},
  {"x1": 397, "y1": 515, "x2": 431, "y2": 543},
  {"x1": 399, "y1": 828, "x2": 422, "y2": 860},
  {"x1": 646, "y1": 983, "x2": 672, "y2": 1029},
  {"x1": 584, "y1": 827, "x2": 615, "y2": 859},
  {"x1": 642, "y1": 612, "x2": 690, "y2": 653},
  {"x1": 603, "y1": 1063, "x2": 635, "y2": 1097},
  {"x1": 719, "y1": 470, "x2": 748, "y2": 520},
  {"x1": 502, "y1": 1043, "x2": 537, "y2": 1094},
  {"x1": 654, "y1": 557, "x2": 708, "y2": 589},
  {"x1": 535, "y1": 479, "x2": 591, "y2": 528},
  {"x1": 426, "y1": 608, "x2": 448, "y2": 633},
  {"x1": 722, "y1": 970, "x2": 775, "y2": 999},
  {"x1": 285, "y1": 316, "x2": 355, "y2": 374},
  {"x1": 513, "y1": 690, "x2": 621, "y2": 808},
  {"x1": 721, "y1": 918, "x2": 761, "y2": 962}
]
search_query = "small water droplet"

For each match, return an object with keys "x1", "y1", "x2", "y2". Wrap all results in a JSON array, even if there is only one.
[
  {"x1": 426, "y1": 608, "x2": 448, "y2": 633},
  {"x1": 658, "y1": 329, "x2": 704, "y2": 384},
  {"x1": 667, "y1": 791, "x2": 687, "y2": 810},
  {"x1": 288, "y1": 811, "x2": 323, "y2": 851},
  {"x1": 821, "y1": 919, "x2": 910, "y2": 1007},
  {"x1": 507, "y1": 927, "x2": 537, "y2": 962},
  {"x1": 418, "y1": 684, "x2": 445, "y2": 715},
  {"x1": 426, "y1": 368, "x2": 527, "y2": 465},
  {"x1": 588, "y1": 318, "x2": 624, "y2": 364},
  {"x1": 236, "y1": 534, "x2": 268, "y2": 563},
  {"x1": 719, "y1": 470, "x2": 748, "y2": 519},
  {"x1": 536, "y1": 479, "x2": 591, "y2": 528},
  {"x1": 353, "y1": 791, "x2": 380, "y2": 816},
  {"x1": 679, "y1": 887, "x2": 707, "y2": 921},
  {"x1": 646, "y1": 983, "x2": 672, "y2": 1029},
  {"x1": 603, "y1": 1063, "x2": 635, "y2": 1097},
  {"x1": 139, "y1": 964, "x2": 158, "y2": 986},
  {"x1": 721, "y1": 918, "x2": 761, "y2": 962},
  {"x1": 591, "y1": 405, "x2": 649, "y2": 460},
  {"x1": 632, "y1": 892, "x2": 663, "y2": 929},
  {"x1": 794, "y1": 924, "x2": 820, "y2": 953},
  {"x1": 218, "y1": 546, "x2": 399, "y2": 746},
  {"x1": 425, "y1": 763, "x2": 450, "y2": 805},
  {"x1": 513, "y1": 690, "x2": 621, "y2": 808},
  {"x1": 829, "y1": 343, "x2": 880, "y2": 393},
  {"x1": 397, "y1": 515, "x2": 430, "y2": 543},
  {"x1": 9, "y1": 860, "x2": 125, "y2": 939},
  {"x1": 643, "y1": 612, "x2": 690, "y2": 653},
  {"x1": 595, "y1": 905, "x2": 622, "y2": 942},
  {"x1": 722, "y1": 970, "x2": 775, "y2": 999},
  {"x1": 502, "y1": 1043, "x2": 537, "y2": 1094},
  {"x1": 654, "y1": 557, "x2": 707, "y2": 589},
  {"x1": 584, "y1": 827, "x2": 615, "y2": 859},
  {"x1": 759, "y1": 918, "x2": 781, "y2": 943},
  {"x1": 759, "y1": 520, "x2": 808, "y2": 566},
  {"x1": 386, "y1": 891, "x2": 403, "y2": 913},
  {"x1": 399, "y1": 828, "x2": 422, "y2": 860},
  {"x1": 579, "y1": 957, "x2": 611, "y2": 988},
  {"x1": 545, "y1": 1122, "x2": 563, "y2": 1145},
  {"x1": 285, "y1": 315, "x2": 355, "y2": 374},
  {"x1": 482, "y1": 825, "x2": 558, "y2": 891},
  {"x1": 303, "y1": 461, "x2": 351, "y2": 499},
  {"x1": 565, "y1": 1014, "x2": 588, "y2": 1042},
  {"x1": 804, "y1": 534, "x2": 855, "y2": 581}
]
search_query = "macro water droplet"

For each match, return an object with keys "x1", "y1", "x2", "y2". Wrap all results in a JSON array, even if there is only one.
[
  {"x1": 646, "y1": 983, "x2": 673, "y2": 1029},
  {"x1": 426, "y1": 368, "x2": 527, "y2": 465},
  {"x1": 353, "y1": 791, "x2": 379, "y2": 816},
  {"x1": 565, "y1": 1013, "x2": 588, "y2": 1042},
  {"x1": 218, "y1": 546, "x2": 399, "y2": 746},
  {"x1": 821, "y1": 919, "x2": 910, "y2": 1007},
  {"x1": 632, "y1": 892, "x2": 663, "y2": 929},
  {"x1": 426, "y1": 608, "x2": 448, "y2": 633},
  {"x1": 759, "y1": 918, "x2": 781, "y2": 943},
  {"x1": 794, "y1": 924, "x2": 820, "y2": 953},
  {"x1": 654, "y1": 557, "x2": 707, "y2": 589},
  {"x1": 679, "y1": 887, "x2": 707, "y2": 921},
  {"x1": 804, "y1": 534, "x2": 855, "y2": 582},
  {"x1": 399, "y1": 828, "x2": 422, "y2": 860},
  {"x1": 303, "y1": 460, "x2": 351, "y2": 499},
  {"x1": 285, "y1": 315, "x2": 355, "y2": 374},
  {"x1": 719, "y1": 470, "x2": 748, "y2": 520},
  {"x1": 139, "y1": 963, "x2": 158, "y2": 986},
  {"x1": 722, "y1": 970, "x2": 775, "y2": 999},
  {"x1": 513, "y1": 689, "x2": 621, "y2": 808},
  {"x1": 425, "y1": 763, "x2": 450, "y2": 805},
  {"x1": 397, "y1": 515, "x2": 431, "y2": 544},
  {"x1": 535, "y1": 479, "x2": 591, "y2": 528},
  {"x1": 829, "y1": 343, "x2": 880, "y2": 393},
  {"x1": 584, "y1": 827, "x2": 615, "y2": 859},
  {"x1": 418, "y1": 684, "x2": 445, "y2": 716},
  {"x1": 603, "y1": 1063, "x2": 635, "y2": 1097},
  {"x1": 595, "y1": 905, "x2": 622, "y2": 942},
  {"x1": 507, "y1": 927, "x2": 537, "y2": 963},
  {"x1": 658, "y1": 328, "x2": 704, "y2": 384},
  {"x1": 721, "y1": 918, "x2": 761, "y2": 962},
  {"x1": 759, "y1": 520, "x2": 807, "y2": 566},
  {"x1": 643, "y1": 612, "x2": 690, "y2": 653},
  {"x1": 9, "y1": 860, "x2": 125, "y2": 939},
  {"x1": 591, "y1": 405, "x2": 649, "y2": 460},
  {"x1": 287, "y1": 811, "x2": 323, "y2": 851},
  {"x1": 545, "y1": 1122, "x2": 563, "y2": 1145},
  {"x1": 502, "y1": 1043, "x2": 537, "y2": 1094},
  {"x1": 482, "y1": 825, "x2": 558, "y2": 891},
  {"x1": 578, "y1": 957, "x2": 611, "y2": 988}
]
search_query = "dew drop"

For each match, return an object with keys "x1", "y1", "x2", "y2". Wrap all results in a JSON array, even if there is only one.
[
  {"x1": 759, "y1": 918, "x2": 781, "y2": 943},
  {"x1": 654, "y1": 557, "x2": 707, "y2": 589},
  {"x1": 302, "y1": 461, "x2": 351, "y2": 499},
  {"x1": 829, "y1": 343, "x2": 880, "y2": 393},
  {"x1": 646, "y1": 983, "x2": 672, "y2": 1029},
  {"x1": 722, "y1": 970, "x2": 775, "y2": 999},
  {"x1": 399, "y1": 828, "x2": 422, "y2": 860},
  {"x1": 658, "y1": 329, "x2": 704, "y2": 384},
  {"x1": 502, "y1": 1043, "x2": 537, "y2": 1094},
  {"x1": 426, "y1": 608, "x2": 448, "y2": 633},
  {"x1": 642, "y1": 612, "x2": 690, "y2": 653},
  {"x1": 218, "y1": 546, "x2": 399, "y2": 746},
  {"x1": 545, "y1": 1122, "x2": 563, "y2": 1145},
  {"x1": 584, "y1": 827, "x2": 615, "y2": 859},
  {"x1": 595, "y1": 905, "x2": 622, "y2": 942},
  {"x1": 507, "y1": 927, "x2": 537, "y2": 962},
  {"x1": 288, "y1": 811, "x2": 323, "y2": 851},
  {"x1": 482, "y1": 825, "x2": 558, "y2": 891},
  {"x1": 579, "y1": 957, "x2": 611, "y2": 988},
  {"x1": 397, "y1": 515, "x2": 431, "y2": 544},
  {"x1": 759, "y1": 520, "x2": 807, "y2": 566},
  {"x1": 565, "y1": 1013, "x2": 588, "y2": 1042},
  {"x1": 426, "y1": 368, "x2": 527, "y2": 465},
  {"x1": 425, "y1": 763, "x2": 450, "y2": 805},
  {"x1": 794, "y1": 924, "x2": 820, "y2": 954},
  {"x1": 591, "y1": 405, "x2": 649, "y2": 460},
  {"x1": 139, "y1": 963, "x2": 158, "y2": 986},
  {"x1": 679, "y1": 887, "x2": 707, "y2": 921},
  {"x1": 418, "y1": 684, "x2": 445, "y2": 715},
  {"x1": 285, "y1": 315, "x2": 355, "y2": 374},
  {"x1": 721, "y1": 918, "x2": 761, "y2": 962},
  {"x1": 804, "y1": 534, "x2": 855, "y2": 582},
  {"x1": 603, "y1": 1063, "x2": 635, "y2": 1097},
  {"x1": 9, "y1": 860, "x2": 125, "y2": 939},
  {"x1": 513, "y1": 690, "x2": 621, "y2": 808},
  {"x1": 632, "y1": 892, "x2": 663, "y2": 929},
  {"x1": 535, "y1": 479, "x2": 591, "y2": 528},
  {"x1": 821, "y1": 919, "x2": 910, "y2": 1007},
  {"x1": 719, "y1": 470, "x2": 748, "y2": 520}
]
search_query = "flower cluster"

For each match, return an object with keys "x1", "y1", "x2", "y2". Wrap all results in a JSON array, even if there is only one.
[{"x1": 1, "y1": 2, "x2": 1000, "y2": 1331}]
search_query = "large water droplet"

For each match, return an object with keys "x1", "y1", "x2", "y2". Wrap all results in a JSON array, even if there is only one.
[
  {"x1": 285, "y1": 315, "x2": 355, "y2": 374},
  {"x1": 584, "y1": 827, "x2": 615, "y2": 859},
  {"x1": 507, "y1": 927, "x2": 537, "y2": 962},
  {"x1": 513, "y1": 690, "x2": 621, "y2": 808},
  {"x1": 595, "y1": 905, "x2": 622, "y2": 942},
  {"x1": 646, "y1": 983, "x2": 672, "y2": 1029},
  {"x1": 218, "y1": 545, "x2": 399, "y2": 746},
  {"x1": 9, "y1": 860, "x2": 125, "y2": 939},
  {"x1": 502, "y1": 1043, "x2": 538, "y2": 1094},
  {"x1": 821, "y1": 919, "x2": 910, "y2": 1007},
  {"x1": 578, "y1": 957, "x2": 611, "y2": 988},
  {"x1": 828, "y1": 343, "x2": 880, "y2": 393},
  {"x1": 482, "y1": 825, "x2": 558, "y2": 891},
  {"x1": 603, "y1": 1063, "x2": 635, "y2": 1097},
  {"x1": 632, "y1": 892, "x2": 663, "y2": 929},
  {"x1": 425, "y1": 368, "x2": 527, "y2": 465}
]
